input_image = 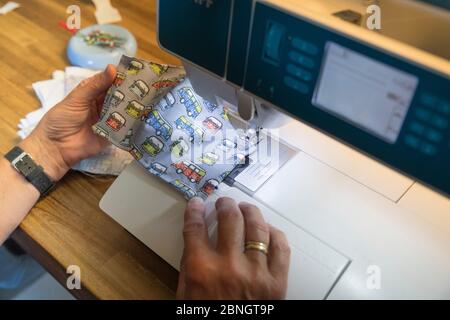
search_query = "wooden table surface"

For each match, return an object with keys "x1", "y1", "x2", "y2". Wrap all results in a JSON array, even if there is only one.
[{"x1": 0, "y1": 0, "x2": 181, "y2": 299}]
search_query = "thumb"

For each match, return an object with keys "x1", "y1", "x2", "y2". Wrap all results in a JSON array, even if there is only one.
[{"x1": 71, "y1": 64, "x2": 117, "y2": 101}]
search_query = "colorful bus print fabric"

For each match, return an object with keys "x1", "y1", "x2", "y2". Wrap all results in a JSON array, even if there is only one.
[{"x1": 93, "y1": 56, "x2": 256, "y2": 199}]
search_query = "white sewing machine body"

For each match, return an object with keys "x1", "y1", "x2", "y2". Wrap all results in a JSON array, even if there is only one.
[{"x1": 100, "y1": 0, "x2": 450, "y2": 299}]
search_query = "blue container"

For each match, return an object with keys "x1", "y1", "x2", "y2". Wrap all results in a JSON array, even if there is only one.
[{"x1": 67, "y1": 24, "x2": 137, "y2": 70}]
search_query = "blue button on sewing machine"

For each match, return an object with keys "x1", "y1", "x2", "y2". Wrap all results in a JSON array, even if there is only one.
[
  {"x1": 291, "y1": 37, "x2": 319, "y2": 56},
  {"x1": 67, "y1": 24, "x2": 137, "y2": 70},
  {"x1": 431, "y1": 115, "x2": 449, "y2": 129},
  {"x1": 419, "y1": 142, "x2": 438, "y2": 156},
  {"x1": 404, "y1": 134, "x2": 421, "y2": 149},
  {"x1": 283, "y1": 76, "x2": 309, "y2": 94},
  {"x1": 437, "y1": 100, "x2": 450, "y2": 115},
  {"x1": 409, "y1": 121, "x2": 426, "y2": 135},
  {"x1": 415, "y1": 108, "x2": 432, "y2": 122},
  {"x1": 288, "y1": 50, "x2": 315, "y2": 69},
  {"x1": 286, "y1": 64, "x2": 312, "y2": 82},
  {"x1": 420, "y1": 92, "x2": 437, "y2": 108},
  {"x1": 425, "y1": 128, "x2": 443, "y2": 143}
]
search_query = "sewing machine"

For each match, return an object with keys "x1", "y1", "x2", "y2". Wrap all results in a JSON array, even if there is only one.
[{"x1": 100, "y1": 0, "x2": 450, "y2": 299}]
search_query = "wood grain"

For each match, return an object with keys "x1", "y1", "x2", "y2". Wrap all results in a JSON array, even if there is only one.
[{"x1": 0, "y1": 0, "x2": 181, "y2": 299}]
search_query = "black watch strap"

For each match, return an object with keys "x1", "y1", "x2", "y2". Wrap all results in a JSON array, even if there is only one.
[{"x1": 5, "y1": 146, "x2": 55, "y2": 196}]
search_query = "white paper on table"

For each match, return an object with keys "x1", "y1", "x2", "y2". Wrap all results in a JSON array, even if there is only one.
[
  {"x1": 0, "y1": 1, "x2": 20, "y2": 15},
  {"x1": 32, "y1": 79, "x2": 66, "y2": 111},
  {"x1": 92, "y1": 0, "x2": 122, "y2": 24},
  {"x1": 64, "y1": 67, "x2": 99, "y2": 94}
]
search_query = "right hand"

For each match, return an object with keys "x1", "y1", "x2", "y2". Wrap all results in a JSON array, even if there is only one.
[{"x1": 177, "y1": 197, "x2": 291, "y2": 300}]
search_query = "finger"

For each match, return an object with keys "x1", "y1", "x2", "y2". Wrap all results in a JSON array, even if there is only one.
[
  {"x1": 70, "y1": 64, "x2": 116, "y2": 101},
  {"x1": 268, "y1": 225, "x2": 291, "y2": 283},
  {"x1": 176, "y1": 253, "x2": 187, "y2": 299},
  {"x1": 183, "y1": 197, "x2": 210, "y2": 255},
  {"x1": 239, "y1": 202, "x2": 270, "y2": 265},
  {"x1": 216, "y1": 197, "x2": 244, "y2": 255}
]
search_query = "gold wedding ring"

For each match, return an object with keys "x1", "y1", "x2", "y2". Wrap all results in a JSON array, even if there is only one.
[{"x1": 245, "y1": 241, "x2": 269, "y2": 255}]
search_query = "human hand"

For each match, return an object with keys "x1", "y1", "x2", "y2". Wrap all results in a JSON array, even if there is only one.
[
  {"x1": 177, "y1": 197, "x2": 291, "y2": 300},
  {"x1": 19, "y1": 65, "x2": 116, "y2": 181}
]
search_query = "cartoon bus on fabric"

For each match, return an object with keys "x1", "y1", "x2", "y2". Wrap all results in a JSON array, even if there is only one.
[
  {"x1": 170, "y1": 179, "x2": 197, "y2": 199},
  {"x1": 145, "y1": 110, "x2": 173, "y2": 140},
  {"x1": 130, "y1": 80, "x2": 150, "y2": 99},
  {"x1": 142, "y1": 136, "x2": 164, "y2": 157},
  {"x1": 109, "y1": 90, "x2": 125, "y2": 107},
  {"x1": 127, "y1": 60, "x2": 144, "y2": 75},
  {"x1": 125, "y1": 100, "x2": 145, "y2": 119},
  {"x1": 172, "y1": 161, "x2": 206, "y2": 184},
  {"x1": 148, "y1": 162, "x2": 167, "y2": 176},
  {"x1": 170, "y1": 138, "x2": 190, "y2": 158},
  {"x1": 149, "y1": 62, "x2": 169, "y2": 76},
  {"x1": 178, "y1": 87, "x2": 202, "y2": 118},
  {"x1": 200, "y1": 152, "x2": 219, "y2": 166},
  {"x1": 130, "y1": 144, "x2": 144, "y2": 160},
  {"x1": 175, "y1": 116, "x2": 205, "y2": 143},
  {"x1": 106, "y1": 112, "x2": 126, "y2": 131},
  {"x1": 157, "y1": 92, "x2": 176, "y2": 111},
  {"x1": 113, "y1": 72, "x2": 127, "y2": 86},
  {"x1": 202, "y1": 116, "x2": 223, "y2": 133}
]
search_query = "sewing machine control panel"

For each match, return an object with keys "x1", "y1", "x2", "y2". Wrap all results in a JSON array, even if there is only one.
[{"x1": 243, "y1": 2, "x2": 449, "y2": 196}]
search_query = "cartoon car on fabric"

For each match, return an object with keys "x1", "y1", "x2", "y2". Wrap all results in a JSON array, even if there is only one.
[
  {"x1": 157, "y1": 92, "x2": 176, "y2": 111},
  {"x1": 172, "y1": 161, "x2": 206, "y2": 184},
  {"x1": 175, "y1": 116, "x2": 205, "y2": 143},
  {"x1": 110, "y1": 90, "x2": 125, "y2": 107},
  {"x1": 145, "y1": 110, "x2": 173, "y2": 140},
  {"x1": 125, "y1": 100, "x2": 145, "y2": 119},
  {"x1": 202, "y1": 116, "x2": 223, "y2": 133},
  {"x1": 170, "y1": 179, "x2": 197, "y2": 199},
  {"x1": 149, "y1": 62, "x2": 169, "y2": 76},
  {"x1": 200, "y1": 152, "x2": 219, "y2": 166},
  {"x1": 113, "y1": 72, "x2": 127, "y2": 86},
  {"x1": 106, "y1": 112, "x2": 126, "y2": 131},
  {"x1": 170, "y1": 138, "x2": 190, "y2": 158},
  {"x1": 203, "y1": 99, "x2": 218, "y2": 112},
  {"x1": 127, "y1": 60, "x2": 144, "y2": 75},
  {"x1": 142, "y1": 136, "x2": 165, "y2": 157},
  {"x1": 130, "y1": 145, "x2": 143, "y2": 160},
  {"x1": 178, "y1": 87, "x2": 202, "y2": 118},
  {"x1": 201, "y1": 179, "x2": 219, "y2": 196},
  {"x1": 148, "y1": 162, "x2": 167, "y2": 176},
  {"x1": 130, "y1": 80, "x2": 150, "y2": 99}
]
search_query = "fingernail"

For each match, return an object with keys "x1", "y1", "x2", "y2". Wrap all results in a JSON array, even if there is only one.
[
  {"x1": 188, "y1": 197, "x2": 204, "y2": 208},
  {"x1": 215, "y1": 197, "x2": 235, "y2": 210}
]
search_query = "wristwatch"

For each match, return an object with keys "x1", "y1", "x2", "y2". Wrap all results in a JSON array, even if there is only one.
[{"x1": 4, "y1": 146, "x2": 55, "y2": 196}]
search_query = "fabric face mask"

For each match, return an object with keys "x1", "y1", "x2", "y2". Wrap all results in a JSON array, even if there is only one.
[{"x1": 93, "y1": 55, "x2": 257, "y2": 199}]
